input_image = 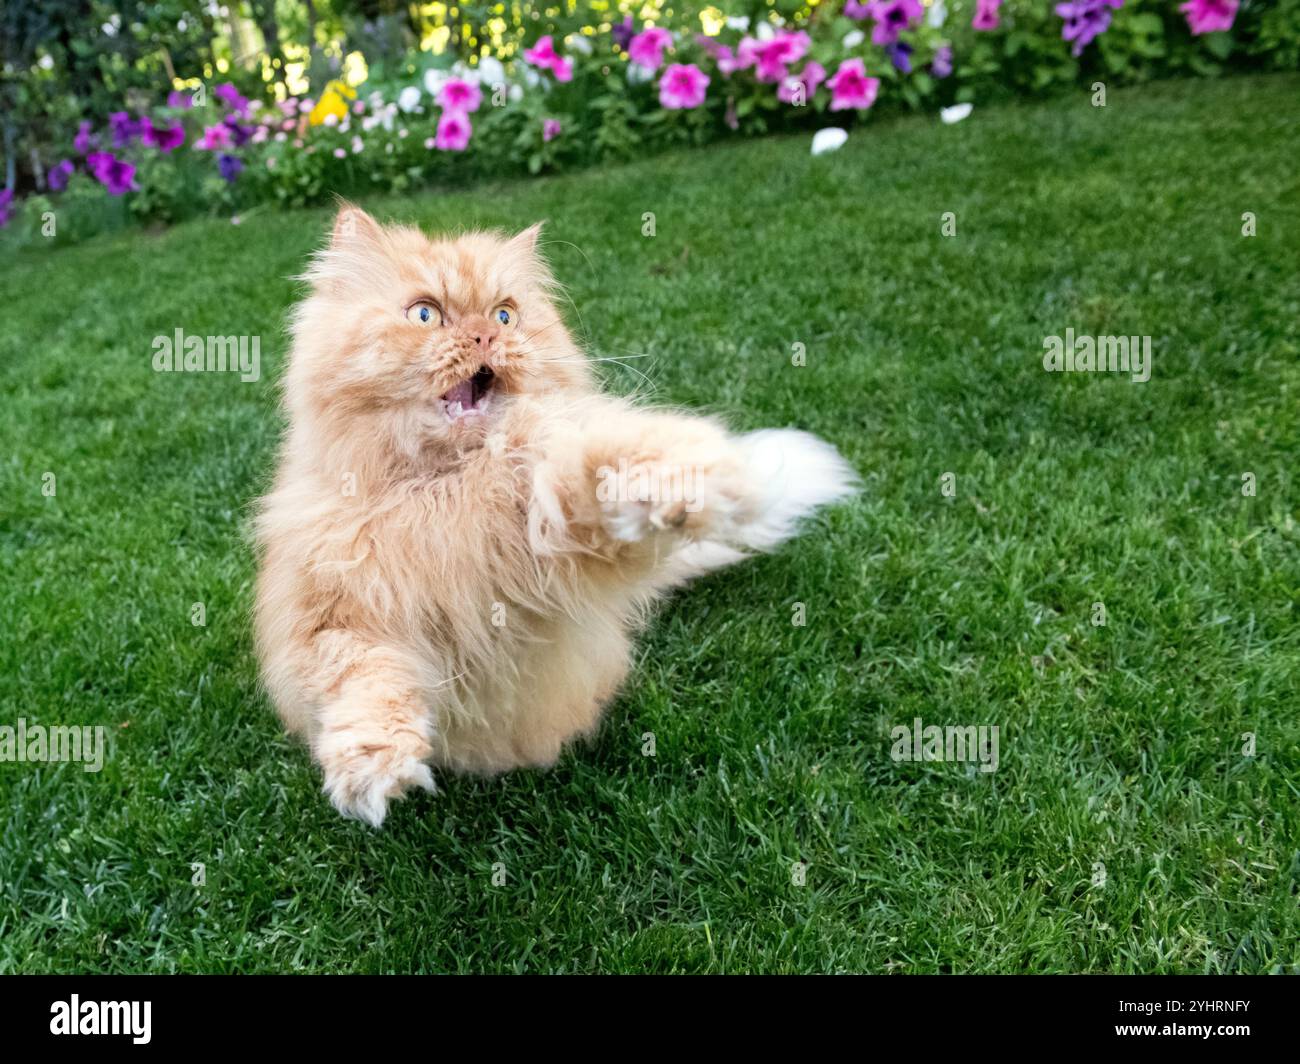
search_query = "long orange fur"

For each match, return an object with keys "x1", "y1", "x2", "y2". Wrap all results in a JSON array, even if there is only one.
[{"x1": 254, "y1": 206, "x2": 856, "y2": 825}]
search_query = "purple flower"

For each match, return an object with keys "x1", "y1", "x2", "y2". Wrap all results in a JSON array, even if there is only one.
[
  {"x1": 886, "y1": 40, "x2": 913, "y2": 73},
  {"x1": 223, "y1": 114, "x2": 255, "y2": 147},
  {"x1": 0, "y1": 188, "x2": 14, "y2": 228},
  {"x1": 542, "y1": 118, "x2": 562, "y2": 142},
  {"x1": 868, "y1": 0, "x2": 924, "y2": 46},
  {"x1": 108, "y1": 112, "x2": 144, "y2": 148},
  {"x1": 931, "y1": 44, "x2": 954, "y2": 79},
  {"x1": 167, "y1": 89, "x2": 194, "y2": 109},
  {"x1": 86, "y1": 152, "x2": 137, "y2": 196},
  {"x1": 215, "y1": 82, "x2": 251, "y2": 116},
  {"x1": 844, "y1": 0, "x2": 872, "y2": 18},
  {"x1": 142, "y1": 117, "x2": 186, "y2": 153},
  {"x1": 217, "y1": 153, "x2": 244, "y2": 183},
  {"x1": 611, "y1": 15, "x2": 636, "y2": 51},
  {"x1": 1055, "y1": 0, "x2": 1123, "y2": 57},
  {"x1": 49, "y1": 159, "x2": 75, "y2": 191},
  {"x1": 73, "y1": 121, "x2": 96, "y2": 155}
]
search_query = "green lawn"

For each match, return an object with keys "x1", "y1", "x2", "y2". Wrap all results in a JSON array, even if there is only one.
[{"x1": 1, "y1": 73, "x2": 1297, "y2": 974}]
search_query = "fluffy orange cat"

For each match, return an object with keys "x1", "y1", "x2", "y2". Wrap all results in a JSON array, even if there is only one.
[{"x1": 254, "y1": 205, "x2": 855, "y2": 826}]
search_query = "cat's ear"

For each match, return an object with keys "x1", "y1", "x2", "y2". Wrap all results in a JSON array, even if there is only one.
[
  {"x1": 507, "y1": 221, "x2": 544, "y2": 255},
  {"x1": 330, "y1": 202, "x2": 381, "y2": 250}
]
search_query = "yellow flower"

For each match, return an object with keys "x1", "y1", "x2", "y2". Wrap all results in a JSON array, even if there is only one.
[{"x1": 308, "y1": 80, "x2": 357, "y2": 126}]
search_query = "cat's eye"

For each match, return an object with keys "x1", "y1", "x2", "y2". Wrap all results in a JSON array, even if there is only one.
[
  {"x1": 494, "y1": 305, "x2": 515, "y2": 328},
  {"x1": 406, "y1": 300, "x2": 442, "y2": 326}
]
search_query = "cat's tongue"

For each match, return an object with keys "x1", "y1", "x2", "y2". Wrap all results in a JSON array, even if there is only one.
[{"x1": 442, "y1": 379, "x2": 476, "y2": 411}]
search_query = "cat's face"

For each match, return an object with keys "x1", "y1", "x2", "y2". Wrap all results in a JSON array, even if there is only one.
[{"x1": 288, "y1": 206, "x2": 588, "y2": 452}]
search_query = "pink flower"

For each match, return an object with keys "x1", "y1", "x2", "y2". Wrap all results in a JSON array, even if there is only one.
[
  {"x1": 543, "y1": 118, "x2": 562, "y2": 142},
  {"x1": 827, "y1": 58, "x2": 880, "y2": 111},
  {"x1": 195, "y1": 124, "x2": 233, "y2": 151},
  {"x1": 333, "y1": 148, "x2": 347, "y2": 159},
  {"x1": 628, "y1": 27, "x2": 674, "y2": 71},
  {"x1": 435, "y1": 111, "x2": 471, "y2": 151},
  {"x1": 715, "y1": 42, "x2": 753, "y2": 76},
  {"x1": 523, "y1": 35, "x2": 574, "y2": 81},
  {"x1": 754, "y1": 30, "x2": 812, "y2": 83},
  {"x1": 777, "y1": 61, "x2": 827, "y2": 105},
  {"x1": 438, "y1": 79, "x2": 483, "y2": 114},
  {"x1": 1179, "y1": 0, "x2": 1237, "y2": 34},
  {"x1": 659, "y1": 63, "x2": 710, "y2": 109},
  {"x1": 868, "y1": 0, "x2": 924, "y2": 46},
  {"x1": 972, "y1": 0, "x2": 1003, "y2": 31}
]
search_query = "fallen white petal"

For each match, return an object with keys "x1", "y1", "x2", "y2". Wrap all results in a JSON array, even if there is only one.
[
  {"x1": 940, "y1": 103, "x2": 973, "y2": 125},
  {"x1": 811, "y1": 127, "x2": 849, "y2": 156}
]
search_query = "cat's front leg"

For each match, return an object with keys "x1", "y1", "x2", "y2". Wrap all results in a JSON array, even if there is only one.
[
  {"x1": 527, "y1": 405, "x2": 746, "y2": 556},
  {"x1": 307, "y1": 630, "x2": 437, "y2": 827},
  {"x1": 528, "y1": 401, "x2": 856, "y2": 558}
]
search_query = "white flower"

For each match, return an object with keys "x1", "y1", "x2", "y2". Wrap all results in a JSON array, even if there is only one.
[
  {"x1": 477, "y1": 56, "x2": 506, "y2": 87},
  {"x1": 927, "y1": 0, "x2": 948, "y2": 28},
  {"x1": 38, "y1": 54, "x2": 54, "y2": 70},
  {"x1": 811, "y1": 127, "x2": 848, "y2": 156},
  {"x1": 397, "y1": 85, "x2": 422, "y2": 113},
  {"x1": 508, "y1": 84, "x2": 523, "y2": 102},
  {"x1": 519, "y1": 63, "x2": 542, "y2": 88},
  {"x1": 323, "y1": 113, "x2": 339, "y2": 127},
  {"x1": 725, "y1": 16, "x2": 750, "y2": 32},
  {"x1": 940, "y1": 103, "x2": 973, "y2": 124},
  {"x1": 756, "y1": 22, "x2": 776, "y2": 41},
  {"x1": 423, "y1": 68, "x2": 448, "y2": 95},
  {"x1": 842, "y1": 29, "x2": 866, "y2": 49},
  {"x1": 566, "y1": 33, "x2": 593, "y2": 56},
  {"x1": 627, "y1": 63, "x2": 653, "y2": 85}
]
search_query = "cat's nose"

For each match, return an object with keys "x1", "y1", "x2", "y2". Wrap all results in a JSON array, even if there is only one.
[{"x1": 462, "y1": 315, "x2": 500, "y2": 353}]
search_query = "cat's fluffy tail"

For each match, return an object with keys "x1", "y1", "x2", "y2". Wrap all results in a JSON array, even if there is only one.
[{"x1": 734, "y1": 428, "x2": 858, "y2": 550}]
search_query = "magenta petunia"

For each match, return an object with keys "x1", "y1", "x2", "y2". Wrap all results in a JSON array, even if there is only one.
[
  {"x1": 523, "y1": 35, "x2": 574, "y2": 81},
  {"x1": 1179, "y1": 0, "x2": 1237, "y2": 35},
  {"x1": 195, "y1": 124, "x2": 233, "y2": 151},
  {"x1": 86, "y1": 152, "x2": 137, "y2": 196},
  {"x1": 972, "y1": 0, "x2": 1004, "y2": 31},
  {"x1": 628, "y1": 27, "x2": 674, "y2": 71},
  {"x1": 434, "y1": 111, "x2": 472, "y2": 151},
  {"x1": 867, "y1": 0, "x2": 924, "y2": 46},
  {"x1": 543, "y1": 118, "x2": 562, "y2": 142},
  {"x1": 754, "y1": 30, "x2": 812, "y2": 83},
  {"x1": 438, "y1": 79, "x2": 483, "y2": 114},
  {"x1": 827, "y1": 58, "x2": 880, "y2": 111},
  {"x1": 658, "y1": 63, "x2": 710, "y2": 109},
  {"x1": 777, "y1": 62, "x2": 827, "y2": 105},
  {"x1": 143, "y1": 117, "x2": 186, "y2": 153}
]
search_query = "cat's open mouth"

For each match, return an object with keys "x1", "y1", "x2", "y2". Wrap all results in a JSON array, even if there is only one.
[{"x1": 440, "y1": 365, "x2": 496, "y2": 421}]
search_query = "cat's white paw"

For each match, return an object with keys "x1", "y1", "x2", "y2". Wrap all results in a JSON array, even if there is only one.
[
  {"x1": 317, "y1": 718, "x2": 436, "y2": 828},
  {"x1": 598, "y1": 464, "x2": 700, "y2": 542},
  {"x1": 735, "y1": 429, "x2": 857, "y2": 550}
]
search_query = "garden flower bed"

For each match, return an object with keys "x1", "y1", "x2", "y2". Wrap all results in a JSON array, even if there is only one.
[{"x1": 1, "y1": 0, "x2": 1292, "y2": 245}]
